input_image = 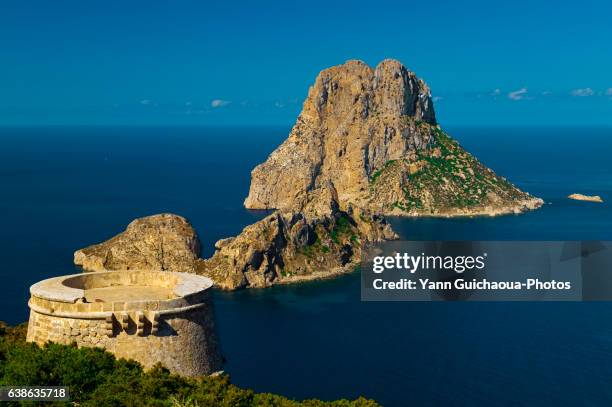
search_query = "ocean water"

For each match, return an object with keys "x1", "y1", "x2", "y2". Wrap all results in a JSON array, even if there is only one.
[{"x1": 1, "y1": 126, "x2": 611, "y2": 406}]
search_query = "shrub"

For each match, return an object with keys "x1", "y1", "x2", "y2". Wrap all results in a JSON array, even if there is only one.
[{"x1": 0, "y1": 323, "x2": 380, "y2": 407}]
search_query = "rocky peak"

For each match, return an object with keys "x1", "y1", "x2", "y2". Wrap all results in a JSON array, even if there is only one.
[
  {"x1": 74, "y1": 214, "x2": 201, "y2": 273},
  {"x1": 245, "y1": 58, "x2": 542, "y2": 217},
  {"x1": 301, "y1": 59, "x2": 435, "y2": 126},
  {"x1": 244, "y1": 59, "x2": 438, "y2": 212},
  {"x1": 372, "y1": 59, "x2": 436, "y2": 122}
]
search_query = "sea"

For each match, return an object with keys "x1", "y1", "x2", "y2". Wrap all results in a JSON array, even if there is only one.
[{"x1": 1, "y1": 126, "x2": 611, "y2": 406}]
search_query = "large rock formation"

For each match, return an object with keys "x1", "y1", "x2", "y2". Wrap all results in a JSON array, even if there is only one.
[
  {"x1": 75, "y1": 59, "x2": 543, "y2": 290},
  {"x1": 74, "y1": 201, "x2": 395, "y2": 290},
  {"x1": 199, "y1": 184, "x2": 396, "y2": 289},
  {"x1": 245, "y1": 59, "x2": 542, "y2": 216},
  {"x1": 74, "y1": 214, "x2": 201, "y2": 273}
]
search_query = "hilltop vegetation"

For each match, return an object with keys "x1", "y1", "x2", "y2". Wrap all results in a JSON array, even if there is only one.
[
  {"x1": 0, "y1": 322, "x2": 379, "y2": 407},
  {"x1": 369, "y1": 122, "x2": 542, "y2": 216}
]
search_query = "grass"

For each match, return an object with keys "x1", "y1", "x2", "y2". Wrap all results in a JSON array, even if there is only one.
[
  {"x1": 330, "y1": 215, "x2": 353, "y2": 244},
  {"x1": 369, "y1": 160, "x2": 397, "y2": 184},
  {"x1": 371, "y1": 124, "x2": 525, "y2": 213},
  {"x1": 300, "y1": 236, "x2": 321, "y2": 259}
]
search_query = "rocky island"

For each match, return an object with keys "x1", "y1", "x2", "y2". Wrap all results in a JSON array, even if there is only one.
[
  {"x1": 75, "y1": 59, "x2": 542, "y2": 290},
  {"x1": 568, "y1": 193, "x2": 604, "y2": 203},
  {"x1": 245, "y1": 59, "x2": 542, "y2": 217}
]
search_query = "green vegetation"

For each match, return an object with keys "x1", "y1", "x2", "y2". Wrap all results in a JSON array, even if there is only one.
[
  {"x1": 300, "y1": 236, "x2": 322, "y2": 259},
  {"x1": 404, "y1": 116, "x2": 426, "y2": 128},
  {"x1": 400, "y1": 131, "x2": 488, "y2": 210},
  {"x1": 330, "y1": 215, "x2": 353, "y2": 244},
  {"x1": 298, "y1": 216, "x2": 358, "y2": 261},
  {"x1": 370, "y1": 124, "x2": 524, "y2": 214},
  {"x1": 369, "y1": 160, "x2": 397, "y2": 184},
  {"x1": 0, "y1": 322, "x2": 380, "y2": 407}
]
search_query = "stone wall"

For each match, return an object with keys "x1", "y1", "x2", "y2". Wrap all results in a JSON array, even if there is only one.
[{"x1": 26, "y1": 271, "x2": 223, "y2": 377}]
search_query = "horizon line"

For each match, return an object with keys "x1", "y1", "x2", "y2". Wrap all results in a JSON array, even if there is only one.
[{"x1": 1, "y1": 123, "x2": 612, "y2": 129}]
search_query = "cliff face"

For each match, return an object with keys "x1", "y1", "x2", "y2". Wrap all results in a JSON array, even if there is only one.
[
  {"x1": 200, "y1": 184, "x2": 396, "y2": 289},
  {"x1": 245, "y1": 59, "x2": 542, "y2": 216},
  {"x1": 75, "y1": 193, "x2": 396, "y2": 290},
  {"x1": 74, "y1": 214, "x2": 201, "y2": 273}
]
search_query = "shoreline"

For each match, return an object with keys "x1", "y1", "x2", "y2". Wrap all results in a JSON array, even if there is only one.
[
  {"x1": 213, "y1": 262, "x2": 361, "y2": 291},
  {"x1": 384, "y1": 197, "x2": 544, "y2": 218},
  {"x1": 210, "y1": 197, "x2": 545, "y2": 291}
]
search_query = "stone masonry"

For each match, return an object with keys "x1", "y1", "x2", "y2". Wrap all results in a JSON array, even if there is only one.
[{"x1": 26, "y1": 270, "x2": 223, "y2": 377}]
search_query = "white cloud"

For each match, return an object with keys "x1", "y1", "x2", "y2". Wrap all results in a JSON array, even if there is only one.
[
  {"x1": 432, "y1": 96, "x2": 443, "y2": 102},
  {"x1": 211, "y1": 99, "x2": 231, "y2": 108},
  {"x1": 508, "y1": 88, "x2": 528, "y2": 101},
  {"x1": 606, "y1": 88, "x2": 612, "y2": 96},
  {"x1": 541, "y1": 90, "x2": 552, "y2": 96},
  {"x1": 140, "y1": 99, "x2": 151, "y2": 105},
  {"x1": 491, "y1": 88, "x2": 501, "y2": 96},
  {"x1": 571, "y1": 88, "x2": 594, "y2": 97},
  {"x1": 274, "y1": 101, "x2": 285, "y2": 108}
]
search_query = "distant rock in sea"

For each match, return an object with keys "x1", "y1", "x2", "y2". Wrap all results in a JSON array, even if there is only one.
[
  {"x1": 202, "y1": 59, "x2": 543, "y2": 288},
  {"x1": 245, "y1": 59, "x2": 543, "y2": 217},
  {"x1": 199, "y1": 183, "x2": 396, "y2": 289},
  {"x1": 568, "y1": 193, "x2": 604, "y2": 203}
]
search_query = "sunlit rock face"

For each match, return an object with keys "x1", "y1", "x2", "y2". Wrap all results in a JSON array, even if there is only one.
[{"x1": 244, "y1": 59, "x2": 541, "y2": 217}]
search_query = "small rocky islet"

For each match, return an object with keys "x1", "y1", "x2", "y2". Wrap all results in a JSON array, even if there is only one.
[
  {"x1": 75, "y1": 59, "x2": 543, "y2": 289},
  {"x1": 568, "y1": 193, "x2": 604, "y2": 203}
]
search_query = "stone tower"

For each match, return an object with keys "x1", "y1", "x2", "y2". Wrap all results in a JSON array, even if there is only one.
[{"x1": 26, "y1": 270, "x2": 223, "y2": 377}]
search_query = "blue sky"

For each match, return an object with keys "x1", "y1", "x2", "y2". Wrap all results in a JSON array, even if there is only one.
[{"x1": 1, "y1": 0, "x2": 611, "y2": 126}]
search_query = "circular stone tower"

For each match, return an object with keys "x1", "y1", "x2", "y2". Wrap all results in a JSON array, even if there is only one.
[{"x1": 26, "y1": 270, "x2": 223, "y2": 377}]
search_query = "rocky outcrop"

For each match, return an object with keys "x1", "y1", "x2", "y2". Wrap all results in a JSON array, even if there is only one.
[
  {"x1": 74, "y1": 59, "x2": 544, "y2": 290},
  {"x1": 74, "y1": 203, "x2": 395, "y2": 290},
  {"x1": 199, "y1": 184, "x2": 396, "y2": 289},
  {"x1": 74, "y1": 214, "x2": 201, "y2": 273},
  {"x1": 368, "y1": 126, "x2": 544, "y2": 216},
  {"x1": 568, "y1": 193, "x2": 603, "y2": 203},
  {"x1": 245, "y1": 59, "x2": 542, "y2": 216}
]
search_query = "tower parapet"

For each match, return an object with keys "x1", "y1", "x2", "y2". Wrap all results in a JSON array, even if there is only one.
[{"x1": 26, "y1": 270, "x2": 222, "y2": 377}]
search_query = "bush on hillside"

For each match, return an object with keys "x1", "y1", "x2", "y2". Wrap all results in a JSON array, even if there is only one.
[{"x1": 0, "y1": 322, "x2": 379, "y2": 407}]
